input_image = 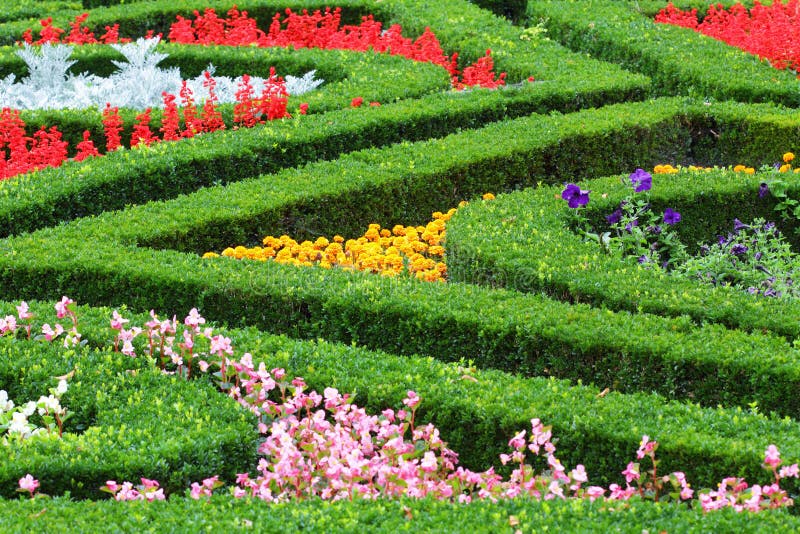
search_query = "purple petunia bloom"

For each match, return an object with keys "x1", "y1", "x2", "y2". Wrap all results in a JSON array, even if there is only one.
[
  {"x1": 625, "y1": 219, "x2": 638, "y2": 232},
  {"x1": 629, "y1": 168, "x2": 652, "y2": 193},
  {"x1": 606, "y1": 209, "x2": 622, "y2": 224},
  {"x1": 759, "y1": 183, "x2": 769, "y2": 198},
  {"x1": 733, "y1": 218, "x2": 749, "y2": 232},
  {"x1": 562, "y1": 183, "x2": 590, "y2": 208},
  {"x1": 731, "y1": 244, "x2": 748, "y2": 256},
  {"x1": 663, "y1": 208, "x2": 681, "y2": 225}
]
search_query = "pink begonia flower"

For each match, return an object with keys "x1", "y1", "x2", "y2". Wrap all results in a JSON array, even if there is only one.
[
  {"x1": 110, "y1": 310, "x2": 129, "y2": 330},
  {"x1": 570, "y1": 464, "x2": 588, "y2": 483},
  {"x1": 764, "y1": 445, "x2": 782, "y2": 468},
  {"x1": 198, "y1": 360, "x2": 210, "y2": 372},
  {"x1": 104, "y1": 480, "x2": 119, "y2": 493},
  {"x1": 622, "y1": 462, "x2": 640, "y2": 484},
  {"x1": 779, "y1": 464, "x2": 799, "y2": 479},
  {"x1": 210, "y1": 335, "x2": 233, "y2": 355},
  {"x1": 680, "y1": 486, "x2": 694, "y2": 500},
  {"x1": 184, "y1": 308, "x2": 206, "y2": 328},
  {"x1": 637, "y1": 435, "x2": 656, "y2": 459},
  {"x1": 585, "y1": 486, "x2": 605, "y2": 501},
  {"x1": 54, "y1": 296, "x2": 74, "y2": 319},
  {"x1": 508, "y1": 429, "x2": 526, "y2": 450},
  {"x1": 421, "y1": 451, "x2": 438, "y2": 473},
  {"x1": 19, "y1": 474, "x2": 39, "y2": 493},
  {"x1": 1, "y1": 315, "x2": 17, "y2": 334},
  {"x1": 42, "y1": 323, "x2": 64, "y2": 341},
  {"x1": 402, "y1": 391, "x2": 420, "y2": 409},
  {"x1": 271, "y1": 368, "x2": 286, "y2": 380},
  {"x1": 16, "y1": 301, "x2": 33, "y2": 320}
]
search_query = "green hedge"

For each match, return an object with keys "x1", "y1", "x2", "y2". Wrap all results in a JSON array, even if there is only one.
[
  {"x1": 525, "y1": 0, "x2": 800, "y2": 106},
  {"x1": 445, "y1": 162, "x2": 800, "y2": 341},
  {"x1": 0, "y1": 334, "x2": 258, "y2": 499},
  {"x1": 3, "y1": 300, "x2": 800, "y2": 495},
  {"x1": 2, "y1": 495, "x2": 800, "y2": 532},
  {"x1": 4, "y1": 100, "x2": 800, "y2": 419},
  {"x1": 0, "y1": 75, "x2": 649, "y2": 238}
]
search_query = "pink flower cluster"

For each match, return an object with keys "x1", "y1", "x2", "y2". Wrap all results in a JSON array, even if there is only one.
[
  {"x1": 101, "y1": 478, "x2": 165, "y2": 502},
  {"x1": 1, "y1": 296, "x2": 80, "y2": 347},
  {"x1": 9, "y1": 300, "x2": 799, "y2": 513}
]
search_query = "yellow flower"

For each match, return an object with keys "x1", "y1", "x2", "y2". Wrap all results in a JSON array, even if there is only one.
[
  {"x1": 780, "y1": 164, "x2": 792, "y2": 173},
  {"x1": 745, "y1": 167, "x2": 755, "y2": 175},
  {"x1": 202, "y1": 252, "x2": 219, "y2": 259},
  {"x1": 482, "y1": 192, "x2": 495, "y2": 200},
  {"x1": 784, "y1": 152, "x2": 795, "y2": 163},
  {"x1": 733, "y1": 164, "x2": 746, "y2": 173}
]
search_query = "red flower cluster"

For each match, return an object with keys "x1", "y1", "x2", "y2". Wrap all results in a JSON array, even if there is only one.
[
  {"x1": 656, "y1": 1, "x2": 800, "y2": 72},
  {"x1": 169, "y1": 6, "x2": 504, "y2": 89},
  {"x1": 2, "y1": 72, "x2": 291, "y2": 181},
  {"x1": 23, "y1": 8, "x2": 505, "y2": 89},
  {"x1": 0, "y1": 108, "x2": 72, "y2": 179},
  {"x1": 21, "y1": 13, "x2": 129, "y2": 45}
]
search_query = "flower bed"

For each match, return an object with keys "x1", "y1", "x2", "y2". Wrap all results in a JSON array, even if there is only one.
[{"x1": 5, "y1": 0, "x2": 800, "y2": 528}]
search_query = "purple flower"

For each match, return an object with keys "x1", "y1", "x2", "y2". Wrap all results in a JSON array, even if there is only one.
[
  {"x1": 731, "y1": 244, "x2": 748, "y2": 256},
  {"x1": 663, "y1": 208, "x2": 681, "y2": 225},
  {"x1": 647, "y1": 225, "x2": 662, "y2": 235},
  {"x1": 629, "y1": 169, "x2": 652, "y2": 193},
  {"x1": 637, "y1": 255, "x2": 649, "y2": 264},
  {"x1": 625, "y1": 219, "x2": 638, "y2": 232},
  {"x1": 606, "y1": 209, "x2": 622, "y2": 224},
  {"x1": 733, "y1": 218, "x2": 749, "y2": 232},
  {"x1": 759, "y1": 183, "x2": 769, "y2": 198},
  {"x1": 562, "y1": 183, "x2": 590, "y2": 208}
]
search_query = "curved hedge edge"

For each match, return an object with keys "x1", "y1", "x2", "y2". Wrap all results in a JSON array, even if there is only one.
[
  {"x1": 5, "y1": 299, "x2": 800, "y2": 494},
  {"x1": 0, "y1": 73, "x2": 648, "y2": 239},
  {"x1": 445, "y1": 167, "x2": 800, "y2": 340},
  {"x1": 525, "y1": 0, "x2": 800, "y2": 106},
  {"x1": 2, "y1": 495, "x2": 800, "y2": 531}
]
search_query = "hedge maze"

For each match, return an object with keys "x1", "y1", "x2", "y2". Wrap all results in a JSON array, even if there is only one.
[{"x1": 2, "y1": 0, "x2": 800, "y2": 529}]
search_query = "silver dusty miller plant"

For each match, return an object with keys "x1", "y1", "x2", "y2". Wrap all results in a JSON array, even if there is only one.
[{"x1": 0, "y1": 37, "x2": 323, "y2": 110}]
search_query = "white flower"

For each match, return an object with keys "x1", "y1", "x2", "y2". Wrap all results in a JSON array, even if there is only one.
[
  {"x1": 56, "y1": 379, "x2": 68, "y2": 396},
  {"x1": 8, "y1": 412, "x2": 31, "y2": 436},
  {"x1": 0, "y1": 390, "x2": 13, "y2": 413}
]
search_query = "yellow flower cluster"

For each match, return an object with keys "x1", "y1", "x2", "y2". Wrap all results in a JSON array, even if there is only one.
[
  {"x1": 202, "y1": 197, "x2": 494, "y2": 282},
  {"x1": 654, "y1": 152, "x2": 798, "y2": 176}
]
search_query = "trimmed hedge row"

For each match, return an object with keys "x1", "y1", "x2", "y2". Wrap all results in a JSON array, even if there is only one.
[
  {"x1": 4, "y1": 100, "x2": 800, "y2": 418},
  {"x1": 0, "y1": 335, "x2": 258, "y2": 499},
  {"x1": 4, "y1": 300, "x2": 800, "y2": 495},
  {"x1": 4, "y1": 45, "x2": 451, "y2": 154},
  {"x1": 525, "y1": 0, "x2": 800, "y2": 106},
  {"x1": 3, "y1": 496, "x2": 800, "y2": 532},
  {"x1": 445, "y1": 162, "x2": 800, "y2": 340},
  {"x1": 0, "y1": 74, "x2": 649, "y2": 238}
]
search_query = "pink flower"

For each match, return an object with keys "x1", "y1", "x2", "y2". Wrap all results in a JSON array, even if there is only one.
[
  {"x1": 210, "y1": 335, "x2": 233, "y2": 356},
  {"x1": 570, "y1": 464, "x2": 588, "y2": 484},
  {"x1": 55, "y1": 296, "x2": 74, "y2": 319},
  {"x1": 585, "y1": 486, "x2": 605, "y2": 501},
  {"x1": 16, "y1": 301, "x2": 33, "y2": 320},
  {"x1": 508, "y1": 429, "x2": 526, "y2": 451},
  {"x1": 402, "y1": 391, "x2": 420, "y2": 409},
  {"x1": 184, "y1": 308, "x2": 206, "y2": 328},
  {"x1": 19, "y1": 474, "x2": 39, "y2": 495},
  {"x1": 622, "y1": 462, "x2": 640, "y2": 484},
  {"x1": 42, "y1": 323, "x2": 64, "y2": 341},
  {"x1": 636, "y1": 435, "x2": 656, "y2": 459},
  {"x1": 421, "y1": 451, "x2": 438, "y2": 473},
  {"x1": 765, "y1": 445, "x2": 782, "y2": 468},
  {"x1": 110, "y1": 310, "x2": 129, "y2": 330},
  {"x1": 779, "y1": 463, "x2": 799, "y2": 479}
]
